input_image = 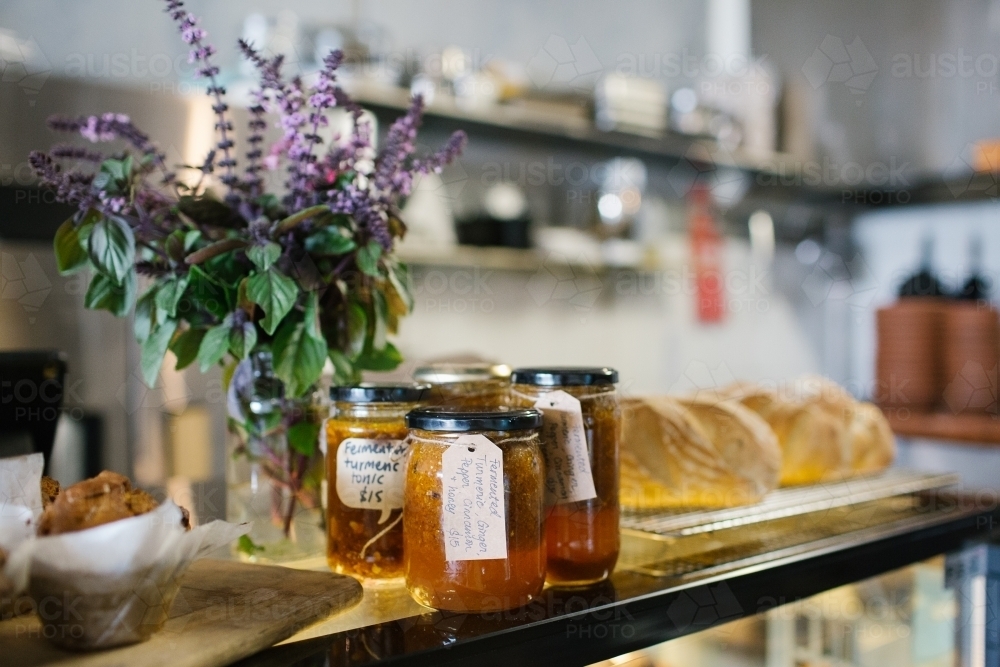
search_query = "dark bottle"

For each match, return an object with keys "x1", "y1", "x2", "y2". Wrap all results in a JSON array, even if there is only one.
[
  {"x1": 956, "y1": 235, "x2": 991, "y2": 301},
  {"x1": 898, "y1": 236, "x2": 947, "y2": 298}
]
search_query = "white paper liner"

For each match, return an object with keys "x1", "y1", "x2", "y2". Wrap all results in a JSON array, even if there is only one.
[
  {"x1": 0, "y1": 453, "x2": 44, "y2": 608},
  {"x1": 0, "y1": 453, "x2": 44, "y2": 552},
  {"x1": 0, "y1": 452, "x2": 44, "y2": 511},
  {"x1": 8, "y1": 501, "x2": 248, "y2": 649}
]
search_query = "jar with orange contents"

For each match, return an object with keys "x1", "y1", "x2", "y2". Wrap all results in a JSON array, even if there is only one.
[
  {"x1": 509, "y1": 367, "x2": 620, "y2": 586},
  {"x1": 412, "y1": 362, "x2": 512, "y2": 408},
  {"x1": 325, "y1": 383, "x2": 429, "y2": 580},
  {"x1": 403, "y1": 407, "x2": 545, "y2": 612}
]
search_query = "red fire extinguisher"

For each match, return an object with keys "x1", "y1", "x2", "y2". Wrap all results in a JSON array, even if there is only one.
[{"x1": 688, "y1": 184, "x2": 725, "y2": 323}]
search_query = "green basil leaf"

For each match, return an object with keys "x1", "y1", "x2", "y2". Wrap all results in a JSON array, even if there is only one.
[
  {"x1": 88, "y1": 216, "x2": 135, "y2": 285},
  {"x1": 91, "y1": 170, "x2": 112, "y2": 192},
  {"x1": 101, "y1": 158, "x2": 125, "y2": 181},
  {"x1": 197, "y1": 320, "x2": 231, "y2": 372},
  {"x1": 185, "y1": 265, "x2": 229, "y2": 321},
  {"x1": 304, "y1": 228, "x2": 356, "y2": 256},
  {"x1": 170, "y1": 326, "x2": 206, "y2": 370},
  {"x1": 237, "y1": 534, "x2": 265, "y2": 556},
  {"x1": 155, "y1": 274, "x2": 190, "y2": 318},
  {"x1": 355, "y1": 341, "x2": 403, "y2": 372},
  {"x1": 327, "y1": 349, "x2": 359, "y2": 385},
  {"x1": 302, "y1": 290, "x2": 323, "y2": 340},
  {"x1": 165, "y1": 230, "x2": 186, "y2": 262},
  {"x1": 53, "y1": 218, "x2": 89, "y2": 274},
  {"x1": 356, "y1": 240, "x2": 382, "y2": 278},
  {"x1": 246, "y1": 268, "x2": 299, "y2": 335},
  {"x1": 346, "y1": 301, "x2": 367, "y2": 359},
  {"x1": 140, "y1": 318, "x2": 178, "y2": 388},
  {"x1": 228, "y1": 320, "x2": 258, "y2": 360},
  {"x1": 183, "y1": 230, "x2": 202, "y2": 251},
  {"x1": 77, "y1": 217, "x2": 95, "y2": 250},
  {"x1": 134, "y1": 287, "x2": 158, "y2": 343},
  {"x1": 247, "y1": 242, "x2": 282, "y2": 271},
  {"x1": 335, "y1": 171, "x2": 355, "y2": 189},
  {"x1": 273, "y1": 301, "x2": 326, "y2": 398},
  {"x1": 287, "y1": 421, "x2": 320, "y2": 457},
  {"x1": 236, "y1": 277, "x2": 254, "y2": 315},
  {"x1": 84, "y1": 269, "x2": 136, "y2": 317},
  {"x1": 386, "y1": 261, "x2": 414, "y2": 315}
]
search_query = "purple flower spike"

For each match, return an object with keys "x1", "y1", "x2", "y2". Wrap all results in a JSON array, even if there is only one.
[{"x1": 163, "y1": 0, "x2": 239, "y2": 200}]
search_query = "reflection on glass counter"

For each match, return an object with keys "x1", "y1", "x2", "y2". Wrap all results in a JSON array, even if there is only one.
[{"x1": 592, "y1": 557, "x2": 955, "y2": 667}]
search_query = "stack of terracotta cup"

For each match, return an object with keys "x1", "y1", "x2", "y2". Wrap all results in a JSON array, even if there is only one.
[
  {"x1": 875, "y1": 300, "x2": 944, "y2": 412},
  {"x1": 941, "y1": 302, "x2": 999, "y2": 414}
]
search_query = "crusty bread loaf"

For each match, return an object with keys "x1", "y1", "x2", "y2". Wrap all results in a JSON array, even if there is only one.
[
  {"x1": 720, "y1": 381, "x2": 851, "y2": 485},
  {"x1": 782, "y1": 376, "x2": 896, "y2": 475},
  {"x1": 620, "y1": 395, "x2": 781, "y2": 508},
  {"x1": 847, "y1": 401, "x2": 896, "y2": 474},
  {"x1": 722, "y1": 376, "x2": 895, "y2": 484}
]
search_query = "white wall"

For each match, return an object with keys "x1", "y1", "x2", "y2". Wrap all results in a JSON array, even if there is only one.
[{"x1": 393, "y1": 238, "x2": 820, "y2": 395}]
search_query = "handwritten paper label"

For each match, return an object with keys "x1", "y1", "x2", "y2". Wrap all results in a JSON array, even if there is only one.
[
  {"x1": 441, "y1": 434, "x2": 507, "y2": 561},
  {"x1": 534, "y1": 390, "x2": 596, "y2": 505},
  {"x1": 336, "y1": 438, "x2": 409, "y2": 524}
]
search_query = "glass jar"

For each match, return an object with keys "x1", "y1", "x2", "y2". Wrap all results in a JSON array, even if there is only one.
[
  {"x1": 227, "y1": 350, "x2": 326, "y2": 563},
  {"x1": 509, "y1": 367, "x2": 621, "y2": 586},
  {"x1": 412, "y1": 362, "x2": 512, "y2": 408},
  {"x1": 326, "y1": 383, "x2": 430, "y2": 580},
  {"x1": 403, "y1": 407, "x2": 546, "y2": 612}
]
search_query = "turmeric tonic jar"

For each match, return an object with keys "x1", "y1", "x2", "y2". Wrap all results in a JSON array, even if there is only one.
[
  {"x1": 509, "y1": 367, "x2": 620, "y2": 586},
  {"x1": 403, "y1": 407, "x2": 545, "y2": 612},
  {"x1": 412, "y1": 362, "x2": 512, "y2": 408},
  {"x1": 326, "y1": 383, "x2": 429, "y2": 580}
]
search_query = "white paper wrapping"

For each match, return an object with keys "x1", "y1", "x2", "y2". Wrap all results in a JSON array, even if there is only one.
[
  {"x1": 0, "y1": 453, "x2": 44, "y2": 554},
  {"x1": 8, "y1": 501, "x2": 248, "y2": 648},
  {"x1": 0, "y1": 456, "x2": 249, "y2": 649},
  {"x1": 1, "y1": 452, "x2": 43, "y2": 612}
]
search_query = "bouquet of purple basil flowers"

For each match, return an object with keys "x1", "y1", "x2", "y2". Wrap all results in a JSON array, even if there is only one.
[{"x1": 30, "y1": 0, "x2": 465, "y2": 398}]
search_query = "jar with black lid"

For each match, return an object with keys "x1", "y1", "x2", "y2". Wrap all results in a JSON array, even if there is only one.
[
  {"x1": 412, "y1": 362, "x2": 512, "y2": 408},
  {"x1": 509, "y1": 367, "x2": 620, "y2": 586},
  {"x1": 326, "y1": 382, "x2": 429, "y2": 580},
  {"x1": 403, "y1": 407, "x2": 545, "y2": 611}
]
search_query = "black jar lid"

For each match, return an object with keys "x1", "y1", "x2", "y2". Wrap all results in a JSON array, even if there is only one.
[
  {"x1": 405, "y1": 406, "x2": 542, "y2": 432},
  {"x1": 510, "y1": 367, "x2": 619, "y2": 386},
  {"x1": 332, "y1": 382, "x2": 430, "y2": 403}
]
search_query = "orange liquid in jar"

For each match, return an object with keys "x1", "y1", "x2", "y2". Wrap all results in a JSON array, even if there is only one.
[
  {"x1": 545, "y1": 503, "x2": 619, "y2": 584},
  {"x1": 511, "y1": 383, "x2": 620, "y2": 586},
  {"x1": 404, "y1": 429, "x2": 546, "y2": 612},
  {"x1": 326, "y1": 417, "x2": 410, "y2": 579}
]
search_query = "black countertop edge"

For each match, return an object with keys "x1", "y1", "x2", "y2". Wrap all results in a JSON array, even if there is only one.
[{"x1": 235, "y1": 503, "x2": 999, "y2": 667}]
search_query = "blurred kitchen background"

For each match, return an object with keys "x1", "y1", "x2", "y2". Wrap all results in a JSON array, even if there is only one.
[{"x1": 3, "y1": 0, "x2": 1000, "y2": 518}]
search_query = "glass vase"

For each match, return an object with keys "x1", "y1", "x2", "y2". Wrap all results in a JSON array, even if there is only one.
[{"x1": 226, "y1": 351, "x2": 326, "y2": 564}]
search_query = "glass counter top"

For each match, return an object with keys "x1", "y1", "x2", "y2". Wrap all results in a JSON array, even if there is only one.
[{"x1": 232, "y1": 491, "x2": 999, "y2": 667}]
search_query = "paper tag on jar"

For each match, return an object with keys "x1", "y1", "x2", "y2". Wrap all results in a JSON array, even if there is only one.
[
  {"x1": 534, "y1": 390, "x2": 597, "y2": 505},
  {"x1": 336, "y1": 438, "x2": 409, "y2": 524},
  {"x1": 441, "y1": 434, "x2": 507, "y2": 561}
]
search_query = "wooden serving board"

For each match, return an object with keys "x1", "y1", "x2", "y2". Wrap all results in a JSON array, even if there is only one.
[{"x1": 0, "y1": 559, "x2": 363, "y2": 667}]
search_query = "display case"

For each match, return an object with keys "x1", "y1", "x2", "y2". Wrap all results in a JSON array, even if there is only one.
[{"x1": 235, "y1": 473, "x2": 1000, "y2": 667}]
